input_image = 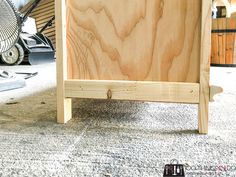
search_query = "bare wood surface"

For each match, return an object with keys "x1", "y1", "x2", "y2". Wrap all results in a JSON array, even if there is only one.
[
  {"x1": 199, "y1": 0, "x2": 212, "y2": 134},
  {"x1": 65, "y1": 80, "x2": 200, "y2": 104},
  {"x1": 226, "y1": 33, "x2": 234, "y2": 64},
  {"x1": 66, "y1": 0, "x2": 201, "y2": 82},
  {"x1": 234, "y1": 34, "x2": 236, "y2": 63},
  {"x1": 211, "y1": 18, "x2": 236, "y2": 65},
  {"x1": 211, "y1": 34, "x2": 219, "y2": 64},
  {"x1": 56, "y1": 0, "x2": 72, "y2": 123},
  {"x1": 218, "y1": 33, "x2": 226, "y2": 64},
  {"x1": 212, "y1": 18, "x2": 236, "y2": 30}
]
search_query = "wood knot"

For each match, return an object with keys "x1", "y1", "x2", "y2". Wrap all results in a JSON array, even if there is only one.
[{"x1": 107, "y1": 89, "x2": 112, "y2": 99}]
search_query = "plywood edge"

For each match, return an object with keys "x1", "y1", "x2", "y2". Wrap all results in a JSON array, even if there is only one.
[{"x1": 64, "y1": 80, "x2": 200, "y2": 104}]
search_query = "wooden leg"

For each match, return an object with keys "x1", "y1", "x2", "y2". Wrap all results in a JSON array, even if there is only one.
[
  {"x1": 57, "y1": 97, "x2": 72, "y2": 124},
  {"x1": 198, "y1": 90, "x2": 209, "y2": 134},
  {"x1": 55, "y1": 0, "x2": 71, "y2": 123},
  {"x1": 198, "y1": 0, "x2": 211, "y2": 134}
]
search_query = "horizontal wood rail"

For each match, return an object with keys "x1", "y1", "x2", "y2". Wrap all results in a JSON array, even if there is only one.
[{"x1": 65, "y1": 80, "x2": 200, "y2": 104}]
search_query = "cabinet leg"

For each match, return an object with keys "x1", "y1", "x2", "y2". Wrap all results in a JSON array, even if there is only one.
[
  {"x1": 198, "y1": 102, "x2": 209, "y2": 134},
  {"x1": 57, "y1": 98, "x2": 72, "y2": 124}
]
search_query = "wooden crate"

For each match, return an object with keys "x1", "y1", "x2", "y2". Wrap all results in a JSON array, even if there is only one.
[{"x1": 56, "y1": 0, "x2": 222, "y2": 134}]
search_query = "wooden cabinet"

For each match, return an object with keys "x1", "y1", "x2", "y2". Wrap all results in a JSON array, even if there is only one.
[{"x1": 56, "y1": 0, "x2": 217, "y2": 134}]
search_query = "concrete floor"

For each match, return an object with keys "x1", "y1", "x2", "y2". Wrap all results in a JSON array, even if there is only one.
[{"x1": 0, "y1": 63, "x2": 236, "y2": 177}]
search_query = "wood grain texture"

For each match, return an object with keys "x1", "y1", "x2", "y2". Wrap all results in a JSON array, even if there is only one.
[
  {"x1": 234, "y1": 34, "x2": 236, "y2": 63},
  {"x1": 66, "y1": 0, "x2": 201, "y2": 82},
  {"x1": 65, "y1": 80, "x2": 200, "y2": 103},
  {"x1": 56, "y1": 0, "x2": 212, "y2": 133},
  {"x1": 212, "y1": 18, "x2": 236, "y2": 30},
  {"x1": 56, "y1": 0, "x2": 72, "y2": 123},
  {"x1": 218, "y1": 33, "x2": 226, "y2": 64},
  {"x1": 211, "y1": 18, "x2": 236, "y2": 65},
  {"x1": 225, "y1": 33, "x2": 234, "y2": 64},
  {"x1": 198, "y1": 0, "x2": 211, "y2": 134},
  {"x1": 227, "y1": 18, "x2": 236, "y2": 65},
  {"x1": 211, "y1": 33, "x2": 219, "y2": 64}
]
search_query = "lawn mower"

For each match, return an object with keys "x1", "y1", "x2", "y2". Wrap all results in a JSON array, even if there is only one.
[
  {"x1": 0, "y1": 0, "x2": 46, "y2": 91},
  {"x1": 0, "y1": 0, "x2": 55, "y2": 65}
]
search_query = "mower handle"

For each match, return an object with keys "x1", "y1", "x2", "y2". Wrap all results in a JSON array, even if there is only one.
[{"x1": 21, "y1": 0, "x2": 41, "y2": 23}]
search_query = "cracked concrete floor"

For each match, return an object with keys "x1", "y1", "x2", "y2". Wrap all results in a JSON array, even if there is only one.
[{"x1": 0, "y1": 63, "x2": 236, "y2": 177}]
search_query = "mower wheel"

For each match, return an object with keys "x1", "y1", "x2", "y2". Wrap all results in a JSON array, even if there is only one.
[{"x1": 1, "y1": 43, "x2": 24, "y2": 65}]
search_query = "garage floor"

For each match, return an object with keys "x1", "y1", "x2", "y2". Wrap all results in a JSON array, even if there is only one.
[{"x1": 0, "y1": 63, "x2": 236, "y2": 177}]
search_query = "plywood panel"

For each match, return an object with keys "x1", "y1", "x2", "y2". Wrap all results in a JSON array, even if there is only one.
[{"x1": 66, "y1": 0, "x2": 201, "y2": 82}]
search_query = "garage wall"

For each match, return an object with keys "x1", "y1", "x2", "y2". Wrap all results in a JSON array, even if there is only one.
[
  {"x1": 21, "y1": 0, "x2": 55, "y2": 48},
  {"x1": 11, "y1": 0, "x2": 32, "y2": 10}
]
